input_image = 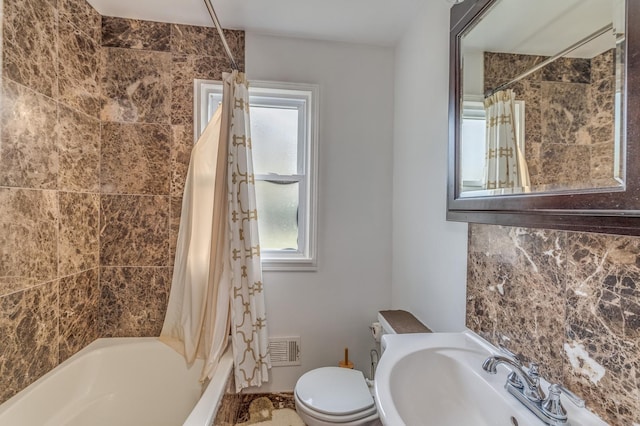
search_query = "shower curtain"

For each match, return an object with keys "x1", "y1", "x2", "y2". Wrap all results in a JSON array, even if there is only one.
[
  {"x1": 160, "y1": 71, "x2": 270, "y2": 390},
  {"x1": 484, "y1": 89, "x2": 530, "y2": 190}
]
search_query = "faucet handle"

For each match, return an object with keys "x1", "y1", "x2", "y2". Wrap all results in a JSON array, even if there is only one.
[
  {"x1": 556, "y1": 384, "x2": 586, "y2": 408},
  {"x1": 542, "y1": 384, "x2": 586, "y2": 422},
  {"x1": 542, "y1": 384, "x2": 568, "y2": 421}
]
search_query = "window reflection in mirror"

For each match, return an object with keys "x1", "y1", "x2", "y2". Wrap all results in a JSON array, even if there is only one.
[{"x1": 458, "y1": 0, "x2": 626, "y2": 198}]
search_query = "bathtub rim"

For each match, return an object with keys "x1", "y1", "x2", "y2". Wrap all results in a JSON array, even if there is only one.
[{"x1": 184, "y1": 341, "x2": 234, "y2": 426}]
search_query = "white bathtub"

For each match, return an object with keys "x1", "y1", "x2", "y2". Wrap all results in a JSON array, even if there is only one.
[{"x1": 0, "y1": 338, "x2": 234, "y2": 426}]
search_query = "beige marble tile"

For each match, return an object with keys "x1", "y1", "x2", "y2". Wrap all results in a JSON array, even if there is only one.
[
  {"x1": 590, "y1": 142, "x2": 616, "y2": 182},
  {"x1": 540, "y1": 82, "x2": 590, "y2": 146},
  {"x1": 170, "y1": 25, "x2": 244, "y2": 67},
  {"x1": 0, "y1": 281, "x2": 59, "y2": 404},
  {"x1": 540, "y1": 144, "x2": 592, "y2": 186},
  {"x1": 590, "y1": 49, "x2": 615, "y2": 84},
  {"x1": 100, "y1": 195, "x2": 170, "y2": 266},
  {"x1": 466, "y1": 251, "x2": 501, "y2": 344},
  {"x1": 467, "y1": 225, "x2": 567, "y2": 381},
  {"x1": 100, "y1": 122, "x2": 171, "y2": 195},
  {"x1": 99, "y1": 266, "x2": 171, "y2": 337},
  {"x1": 0, "y1": 188, "x2": 58, "y2": 296},
  {"x1": 171, "y1": 82, "x2": 195, "y2": 126},
  {"x1": 172, "y1": 53, "x2": 228, "y2": 86},
  {"x1": 59, "y1": 268, "x2": 100, "y2": 361},
  {"x1": 0, "y1": 79, "x2": 59, "y2": 189},
  {"x1": 170, "y1": 24, "x2": 219, "y2": 57},
  {"x1": 170, "y1": 196, "x2": 183, "y2": 263},
  {"x1": 59, "y1": 0, "x2": 101, "y2": 42},
  {"x1": 102, "y1": 16, "x2": 171, "y2": 51},
  {"x1": 2, "y1": 0, "x2": 58, "y2": 98},
  {"x1": 588, "y1": 49, "x2": 616, "y2": 183},
  {"x1": 542, "y1": 57, "x2": 591, "y2": 84},
  {"x1": 484, "y1": 52, "x2": 543, "y2": 93},
  {"x1": 563, "y1": 232, "x2": 640, "y2": 425},
  {"x1": 58, "y1": 103, "x2": 100, "y2": 192},
  {"x1": 58, "y1": 19, "x2": 101, "y2": 118},
  {"x1": 100, "y1": 47, "x2": 172, "y2": 124},
  {"x1": 171, "y1": 124, "x2": 194, "y2": 196},
  {"x1": 58, "y1": 192, "x2": 100, "y2": 277}
]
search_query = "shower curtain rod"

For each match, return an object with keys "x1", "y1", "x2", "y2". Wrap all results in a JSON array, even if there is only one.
[
  {"x1": 485, "y1": 23, "x2": 614, "y2": 97},
  {"x1": 203, "y1": 0, "x2": 239, "y2": 70}
]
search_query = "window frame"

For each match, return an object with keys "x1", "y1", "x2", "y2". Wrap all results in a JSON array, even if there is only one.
[{"x1": 195, "y1": 79, "x2": 319, "y2": 271}]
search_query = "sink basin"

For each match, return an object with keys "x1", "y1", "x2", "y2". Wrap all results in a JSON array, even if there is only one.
[{"x1": 374, "y1": 331, "x2": 607, "y2": 426}]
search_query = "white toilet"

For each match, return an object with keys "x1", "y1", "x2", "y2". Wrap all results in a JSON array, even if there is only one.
[
  {"x1": 294, "y1": 367, "x2": 380, "y2": 426},
  {"x1": 294, "y1": 314, "x2": 393, "y2": 426}
]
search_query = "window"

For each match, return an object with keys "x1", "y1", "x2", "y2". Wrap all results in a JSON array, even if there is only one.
[
  {"x1": 196, "y1": 80, "x2": 319, "y2": 271},
  {"x1": 460, "y1": 96, "x2": 525, "y2": 192}
]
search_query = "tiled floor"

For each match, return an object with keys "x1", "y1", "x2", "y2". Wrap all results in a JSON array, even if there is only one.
[{"x1": 214, "y1": 392, "x2": 302, "y2": 425}]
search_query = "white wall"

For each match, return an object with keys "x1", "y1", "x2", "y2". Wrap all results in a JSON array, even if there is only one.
[
  {"x1": 391, "y1": 3, "x2": 469, "y2": 332},
  {"x1": 246, "y1": 34, "x2": 395, "y2": 391}
]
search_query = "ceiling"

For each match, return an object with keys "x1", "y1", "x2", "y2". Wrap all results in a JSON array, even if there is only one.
[
  {"x1": 86, "y1": 0, "x2": 429, "y2": 46},
  {"x1": 462, "y1": 0, "x2": 623, "y2": 58}
]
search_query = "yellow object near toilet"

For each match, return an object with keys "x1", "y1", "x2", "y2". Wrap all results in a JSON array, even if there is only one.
[{"x1": 339, "y1": 347, "x2": 354, "y2": 369}]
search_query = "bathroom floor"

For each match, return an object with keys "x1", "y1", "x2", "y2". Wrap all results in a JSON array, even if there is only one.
[{"x1": 214, "y1": 392, "x2": 305, "y2": 425}]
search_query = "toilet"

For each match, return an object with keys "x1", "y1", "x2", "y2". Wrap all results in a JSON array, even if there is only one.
[
  {"x1": 294, "y1": 313, "x2": 396, "y2": 426},
  {"x1": 294, "y1": 367, "x2": 380, "y2": 426}
]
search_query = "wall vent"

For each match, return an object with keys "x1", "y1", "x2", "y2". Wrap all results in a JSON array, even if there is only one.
[{"x1": 268, "y1": 337, "x2": 301, "y2": 366}]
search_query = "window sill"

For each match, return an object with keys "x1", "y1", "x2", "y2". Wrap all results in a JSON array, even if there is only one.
[{"x1": 261, "y1": 259, "x2": 317, "y2": 272}]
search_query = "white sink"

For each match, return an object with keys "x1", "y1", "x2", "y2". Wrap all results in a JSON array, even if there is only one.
[{"x1": 373, "y1": 331, "x2": 607, "y2": 426}]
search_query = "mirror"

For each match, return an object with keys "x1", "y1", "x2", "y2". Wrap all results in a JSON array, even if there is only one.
[
  {"x1": 457, "y1": 0, "x2": 626, "y2": 197},
  {"x1": 448, "y1": 0, "x2": 640, "y2": 235}
]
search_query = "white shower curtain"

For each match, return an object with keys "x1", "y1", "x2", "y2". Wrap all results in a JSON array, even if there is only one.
[
  {"x1": 484, "y1": 89, "x2": 530, "y2": 190},
  {"x1": 160, "y1": 71, "x2": 270, "y2": 389},
  {"x1": 226, "y1": 72, "x2": 271, "y2": 391}
]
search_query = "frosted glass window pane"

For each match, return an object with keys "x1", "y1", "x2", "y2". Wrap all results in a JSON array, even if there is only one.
[
  {"x1": 255, "y1": 181, "x2": 299, "y2": 250},
  {"x1": 251, "y1": 106, "x2": 299, "y2": 175},
  {"x1": 461, "y1": 118, "x2": 487, "y2": 183}
]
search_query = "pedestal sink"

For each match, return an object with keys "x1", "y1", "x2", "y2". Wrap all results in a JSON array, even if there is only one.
[{"x1": 373, "y1": 332, "x2": 606, "y2": 426}]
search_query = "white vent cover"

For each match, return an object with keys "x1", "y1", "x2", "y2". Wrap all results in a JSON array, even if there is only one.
[{"x1": 268, "y1": 337, "x2": 301, "y2": 366}]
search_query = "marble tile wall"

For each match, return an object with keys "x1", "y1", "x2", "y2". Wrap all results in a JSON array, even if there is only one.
[
  {"x1": 97, "y1": 17, "x2": 244, "y2": 336},
  {"x1": 484, "y1": 50, "x2": 616, "y2": 190},
  {"x1": 0, "y1": 0, "x2": 244, "y2": 403},
  {"x1": 0, "y1": 0, "x2": 102, "y2": 403},
  {"x1": 467, "y1": 223, "x2": 640, "y2": 425}
]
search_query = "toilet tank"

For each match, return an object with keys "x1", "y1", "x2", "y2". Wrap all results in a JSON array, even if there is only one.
[
  {"x1": 376, "y1": 312, "x2": 395, "y2": 354},
  {"x1": 376, "y1": 310, "x2": 432, "y2": 354}
]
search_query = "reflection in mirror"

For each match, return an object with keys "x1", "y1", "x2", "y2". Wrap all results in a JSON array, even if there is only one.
[{"x1": 458, "y1": 0, "x2": 626, "y2": 197}]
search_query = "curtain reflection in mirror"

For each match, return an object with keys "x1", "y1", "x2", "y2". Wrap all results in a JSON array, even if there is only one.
[{"x1": 483, "y1": 89, "x2": 530, "y2": 190}]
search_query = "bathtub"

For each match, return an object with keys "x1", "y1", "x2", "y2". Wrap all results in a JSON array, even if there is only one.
[{"x1": 0, "y1": 338, "x2": 234, "y2": 426}]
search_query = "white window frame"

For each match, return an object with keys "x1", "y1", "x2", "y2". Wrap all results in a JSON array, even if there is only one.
[{"x1": 195, "y1": 79, "x2": 319, "y2": 271}]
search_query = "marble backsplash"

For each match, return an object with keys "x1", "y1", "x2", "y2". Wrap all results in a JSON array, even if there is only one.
[
  {"x1": 467, "y1": 223, "x2": 640, "y2": 425},
  {"x1": 0, "y1": 0, "x2": 244, "y2": 403}
]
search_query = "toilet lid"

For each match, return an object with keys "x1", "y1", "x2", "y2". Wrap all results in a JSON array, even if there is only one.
[{"x1": 295, "y1": 367, "x2": 375, "y2": 416}]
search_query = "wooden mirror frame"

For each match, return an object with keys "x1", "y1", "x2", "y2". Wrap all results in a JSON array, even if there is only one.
[{"x1": 447, "y1": 0, "x2": 640, "y2": 235}]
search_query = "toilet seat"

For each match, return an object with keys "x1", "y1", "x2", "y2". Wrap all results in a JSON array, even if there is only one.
[
  {"x1": 295, "y1": 367, "x2": 377, "y2": 422},
  {"x1": 295, "y1": 391, "x2": 379, "y2": 424}
]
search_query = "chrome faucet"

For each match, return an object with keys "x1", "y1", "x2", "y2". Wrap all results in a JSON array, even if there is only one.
[
  {"x1": 482, "y1": 355, "x2": 545, "y2": 401},
  {"x1": 482, "y1": 353, "x2": 585, "y2": 426}
]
